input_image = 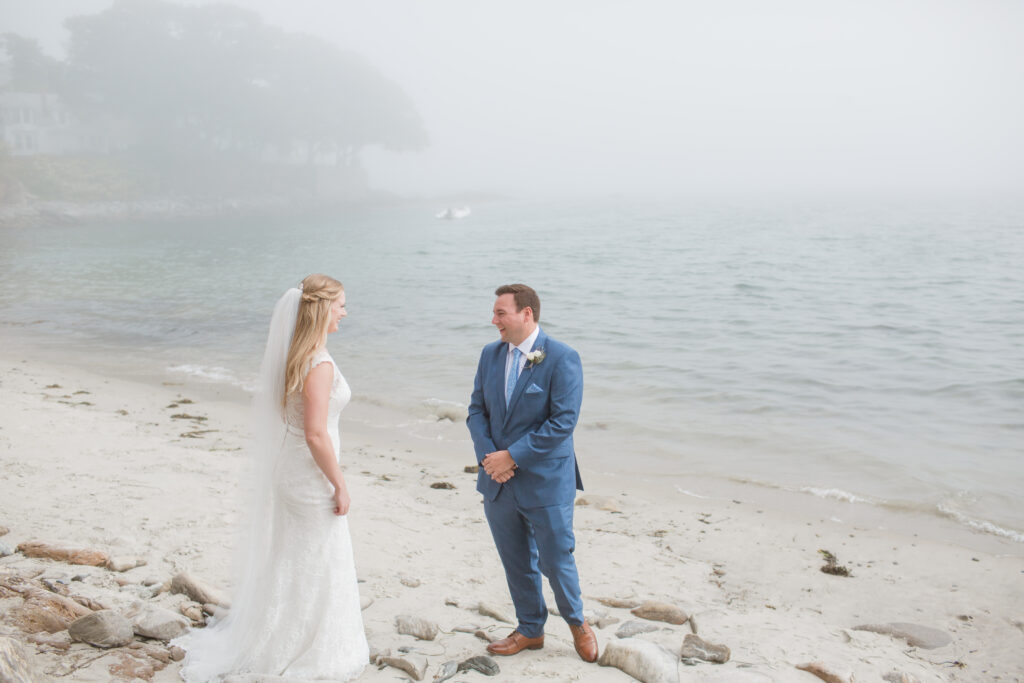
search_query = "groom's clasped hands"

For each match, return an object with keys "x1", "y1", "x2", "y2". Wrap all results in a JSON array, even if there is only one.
[{"x1": 482, "y1": 449, "x2": 517, "y2": 484}]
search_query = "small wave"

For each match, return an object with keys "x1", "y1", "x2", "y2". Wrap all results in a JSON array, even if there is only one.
[
  {"x1": 422, "y1": 398, "x2": 467, "y2": 422},
  {"x1": 937, "y1": 504, "x2": 1024, "y2": 543},
  {"x1": 168, "y1": 364, "x2": 254, "y2": 391},
  {"x1": 799, "y1": 487, "x2": 875, "y2": 504}
]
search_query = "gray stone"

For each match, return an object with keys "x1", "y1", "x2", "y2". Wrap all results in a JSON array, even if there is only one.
[
  {"x1": 477, "y1": 601, "x2": 514, "y2": 624},
  {"x1": 68, "y1": 609, "x2": 135, "y2": 648},
  {"x1": 0, "y1": 543, "x2": 13, "y2": 558},
  {"x1": 598, "y1": 637, "x2": 680, "y2": 683},
  {"x1": 0, "y1": 636, "x2": 43, "y2": 683},
  {"x1": 853, "y1": 622, "x2": 952, "y2": 649},
  {"x1": 616, "y1": 620, "x2": 661, "y2": 638},
  {"x1": 123, "y1": 601, "x2": 191, "y2": 640},
  {"x1": 680, "y1": 633, "x2": 730, "y2": 664},
  {"x1": 395, "y1": 614, "x2": 439, "y2": 640},
  {"x1": 457, "y1": 655, "x2": 500, "y2": 676},
  {"x1": 434, "y1": 660, "x2": 458, "y2": 682},
  {"x1": 382, "y1": 653, "x2": 428, "y2": 681},
  {"x1": 631, "y1": 601, "x2": 689, "y2": 625}
]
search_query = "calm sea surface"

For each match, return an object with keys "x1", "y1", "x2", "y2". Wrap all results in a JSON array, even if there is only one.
[{"x1": 2, "y1": 198, "x2": 1022, "y2": 540}]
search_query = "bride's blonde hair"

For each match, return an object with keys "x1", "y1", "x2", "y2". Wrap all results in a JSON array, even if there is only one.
[{"x1": 284, "y1": 273, "x2": 344, "y2": 403}]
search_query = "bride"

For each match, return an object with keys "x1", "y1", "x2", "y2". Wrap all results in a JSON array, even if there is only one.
[{"x1": 174, "y1": 274, "x2": 369, "y2": 681}]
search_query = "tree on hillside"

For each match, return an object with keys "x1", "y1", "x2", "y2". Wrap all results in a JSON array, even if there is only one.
[
  {"x1": 0, "y1": 33, "x2": 65, "y2": 92},
  {"x1": 61, "y1": 0, "x2": 428, "y2": 168}
]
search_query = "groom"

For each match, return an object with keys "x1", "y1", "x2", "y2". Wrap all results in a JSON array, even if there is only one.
[{"x1": 467, "y1": 284, "x2": 598, "y2": 663}]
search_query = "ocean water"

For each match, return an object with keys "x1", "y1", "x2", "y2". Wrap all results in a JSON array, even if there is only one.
[{"x1": 2, "y1": 198, "x2": 1022, "y2": 541}]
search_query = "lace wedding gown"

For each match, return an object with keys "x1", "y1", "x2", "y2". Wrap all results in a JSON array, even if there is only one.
[{"x1": 176, "y1": 349, "x2": 369, "y2": 682}]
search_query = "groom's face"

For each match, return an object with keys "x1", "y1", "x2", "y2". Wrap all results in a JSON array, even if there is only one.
[{"x1": 492, "y1": 294, "x2": 532, "y2": 345}]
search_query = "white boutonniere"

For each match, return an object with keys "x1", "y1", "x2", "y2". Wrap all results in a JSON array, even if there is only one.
[{"x1": 525, "y1": 348, "x2": 546, "y2": 369}]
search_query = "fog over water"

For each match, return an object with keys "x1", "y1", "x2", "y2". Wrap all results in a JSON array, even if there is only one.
[{"x1": 4, "y1": 0, "x2": 1023, "y2": 200}]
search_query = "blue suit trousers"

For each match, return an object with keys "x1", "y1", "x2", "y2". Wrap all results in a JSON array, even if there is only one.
[{"x1": 483, "y1": 484, "x2": 584, "y2": 638}]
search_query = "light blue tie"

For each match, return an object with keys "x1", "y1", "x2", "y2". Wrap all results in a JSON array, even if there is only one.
[{"x1": 506, "y1": 347, "x2": 522, "y2": 406}]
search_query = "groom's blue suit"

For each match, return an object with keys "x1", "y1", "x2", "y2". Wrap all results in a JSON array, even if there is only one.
[{"x1": 467, "y1": 327, "x2": 586, "y2": 638}]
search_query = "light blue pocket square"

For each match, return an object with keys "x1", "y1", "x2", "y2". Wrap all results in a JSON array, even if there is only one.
[{"x1": 525, "y1": 383, "x2": 544, "y2": 394}]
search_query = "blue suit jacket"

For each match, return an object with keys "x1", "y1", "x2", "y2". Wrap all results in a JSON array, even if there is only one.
[{"x1": 467, "y1": 328, "x2": 584, "y2": 508}]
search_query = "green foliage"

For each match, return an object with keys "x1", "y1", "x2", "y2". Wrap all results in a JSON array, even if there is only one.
[{"x1": 0, "y1": 33, "x2": 65, "y2": 92}]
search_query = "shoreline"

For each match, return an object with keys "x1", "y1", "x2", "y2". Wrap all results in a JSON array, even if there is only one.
[{"x1": 2, "y1": 345, "x2": 1023, "y2": 681}]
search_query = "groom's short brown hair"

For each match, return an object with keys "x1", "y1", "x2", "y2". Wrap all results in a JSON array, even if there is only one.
[{"x1": 495, "y1": 284, "x2": 541, "y2": 323}]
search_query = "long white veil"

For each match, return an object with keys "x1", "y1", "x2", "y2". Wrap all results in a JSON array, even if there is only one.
[{"x1": 174, "y1": 287, "x2": 302, "y2": 681}]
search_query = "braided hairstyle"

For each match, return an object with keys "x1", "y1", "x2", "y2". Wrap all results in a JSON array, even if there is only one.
[{"x1": 284, "y1": 274, "x2": 344, "y2": 404}]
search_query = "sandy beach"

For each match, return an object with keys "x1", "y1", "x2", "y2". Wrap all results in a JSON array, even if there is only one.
[{"x1": 1, "y1": 346, "x2": 1022, "y2": 682}]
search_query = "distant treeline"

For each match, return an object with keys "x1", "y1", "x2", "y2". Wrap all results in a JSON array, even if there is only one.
[{"x1": 1, "y1": 0, "x2": 427, "y2": 200}]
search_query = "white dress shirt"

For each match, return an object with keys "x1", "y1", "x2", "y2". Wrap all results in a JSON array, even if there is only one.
[{"x1": 505, "y1": 325, "x2": 541, "y2": 389}]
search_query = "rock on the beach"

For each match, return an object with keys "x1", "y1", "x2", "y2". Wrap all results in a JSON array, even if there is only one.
[
  {"x1": 0, "y1": 543, "x2": 13, "y2": 558},
  {"x1": 598, "y1": 637, "x2": 680, "y2": 683},
  {"x1": 853, "y1": 622, "x2": 952, "y2": 649},
  {"x1": 360, "y1": 595, "x2": 373, "y2": 610},
  {"x1": 883, "y1": 673, "x2": 921, "y2": 683},
  {"x1": 616, "y1": 620, "x2": 661, "y2": 639},
  {"x1": 597, "y1": 596, "x2": 642, "y2": 609},
  {"x1": 124, "y1": 601, "x2": 191, "y2": 640},
  {"x1": 2, "y1": 577, "x2": 92, "y2": 634},
  {"x1": 395, "y1": 614, "x2": 439, "y2": 641},
  {"x1": 170, "y1": 572, "x2": 230, "y2": 607},
  {"x1": 382, "y1": 653, "x2": 428, "y2": 681},
  {"x1": 631, "y1": 601, "x2": 688, "y2": 625},
  {"x1": 16, "y1": 540, "x2": 109, "y2": 567},
  {"x1": 107, "y1": 556, "x2": 146, "y2": 572},
  {"x1": 0, "y1": 525, "x2": 9, "y2": 537},
  {"x1": 27, "y1": 630, "x2": 72, "y2": 652},
  {"x1": 400, "y1": 577, "x2": 422, "y2": 588},
  {"x1": 575, "y1": 494, "x2": 622, "y2": 512},
  {"x1": 680, "y1": 633, "x2": 730, "y2": 664},
  {"x1": 68, "y1": 609, "x2": 135, "y2": 648},
  {"x1": 452, "y1": 623, "x2": 480, "y2": 633},
  {"x1": 474, "y1": 629, "x2": 496, "y2": 643},
  {"x1": 796, "y1": 662, "x2": 853, "y2": 683},
  {"x1": 0, "y1": 636, "x2": 43, "y2": 683},
  {"x1": 458, "y1": 655, "x2": 500, "y2": 676},
  {"x1": 477, "y1": 601, "x2": 514, "y2": 624},
  {"x1": 368, "y1": 645, "x2": 390, "y2": 665},
  {"x1": 179, "y1": 601, "x2": 205, "y2": 624},
  {"x1": 434, "y1": 660, "x2": 459, "y2": 683}
]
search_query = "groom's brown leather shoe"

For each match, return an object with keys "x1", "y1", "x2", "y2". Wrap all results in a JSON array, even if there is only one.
[
  {"x1": 486, "y1": 630, "x2": 544, "y2": 656},
  {"x1": 569, "y1": 621, "x2": 599, "y2": 662}
]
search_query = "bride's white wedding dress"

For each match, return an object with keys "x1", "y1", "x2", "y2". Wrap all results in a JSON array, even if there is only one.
[{"x1": 175, "y1": 348, "x2": 368, "y2": 682}]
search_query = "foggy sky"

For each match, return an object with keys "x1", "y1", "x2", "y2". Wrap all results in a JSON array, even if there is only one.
[{"x1": 3, "y1": 0, "x2": 1023, "y2": 200}]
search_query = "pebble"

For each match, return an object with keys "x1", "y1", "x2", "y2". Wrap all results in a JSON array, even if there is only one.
[
  {"x1": 382, "y1": 653, "x2": 428, "y2": 681},
  {"x1": 107, "y1": 556, "x2": 146, "y2": 572},
  {"x1": 430, "y1": 481, "x2": 455, "y2": 489},
  {"x1": 616, "y1": 620, "x2": 660, "y2": 638},
  {"x1": 474, "y1": 629, "x2": 496, "y2": 643},
  {"x1": 631, "y1": 601, "x2": 689, "y2": 625},
  {"x1": 396, "y1": 614, "x2": 439, "y2": 640},
  {"x1": 68, "y1": 609, "x2": 135, "y2": 648},
  {"x1": 0, "y1": 525, "x2": 9, "y2": 537},
  {"x1": 457, "y1": 655, "x2": 500, "y2": 676},
  {"x1": 597, "y1": 596, "x2": 641, "y2": 609},
  {"x1": 0, "y1": 543, "x2": 13, "y2": 558},
  {"x1": 179, "y1": 602, "x2": 205, "y2": 624},
  {"x1": 796, "y1": 661, "x2": 853, "y2": 683},
  {"x1": 883, "y1": 673, "x2": 922, "y2": 683},
  {"x1": 680, "y1": 633, "x2": 730, "y2": 664},
  {"x1": 464, "y1": 465, "x2": 480, "y2": 474},
  {"x1": 598, "y1": 637, "x2": 679, "y2": 683},
  {"x1": 852, "y1": 622, "x2": 952, "y2": 649},
  {"x1": 452, "y1": 623, "x2": 480, "y2": 633},
  {"x1": 401, "y1": 577, "x2": 422, "y2": 588}
]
